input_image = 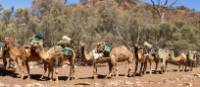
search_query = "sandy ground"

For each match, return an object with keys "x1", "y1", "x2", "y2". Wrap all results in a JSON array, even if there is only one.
[{"x1": 0, "y1": 61, "x2": 199, "y2": 87}]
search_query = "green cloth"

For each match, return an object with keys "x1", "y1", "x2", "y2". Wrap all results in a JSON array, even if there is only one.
[
  {"x1": 53, "y1": 46, "x2": 72, "y2": 56},
  {"x1": 35, "y1": 33, "x2": 45, "y2": 40},
  {"x1": 31, "y1": 33, "x2": 45, "y2": 41},
  {"x1": 63, "y1": 47, "x2": 72, "y2": 55},
  {"x1": 0, "y1": 40, "x2": 5, "y2": 47},
  {"x1": 104, "y1": 41, "x2": 111, "y2": 53}
]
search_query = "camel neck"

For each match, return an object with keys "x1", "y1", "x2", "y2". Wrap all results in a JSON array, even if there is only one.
[
  {"x1": 134, "y1": 47, "x2": 139, "y2": 58},
  {"x1": 39, "y1": 48, "x2": 46, "y2": 56},
  {"x1": 7, "y1": 42, "x2": 15, "y2": 49}
]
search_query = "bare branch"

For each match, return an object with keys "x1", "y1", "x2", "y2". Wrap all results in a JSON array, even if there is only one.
[
  {"x1": 163, "y1": 0, "x2": 168, "y2": 6},
  {"x1": 169, "y1": 0, "x2": 178, "y2": 7}
]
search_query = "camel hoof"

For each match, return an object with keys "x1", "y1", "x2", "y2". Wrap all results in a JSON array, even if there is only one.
[
  {"x1": 105, "y1": 76, "x2": 109, "y2": 79},
  {"x1": 40, "y1": 77, "x2": 43, "y2": 80},
  {"x1": 50, "y1": 79, "x2": 53, "y2": 82},
  {"x1": 138, "y1": 73, "x2": 144, "y2": 77},
  {"x1": 66, "y1": 79, "x2": 70, "y2": 81},
  {"x1": 21, "y1": 76, "x2": 25, "y2": 80},
  {"x1": 40, "y1": 78, "x2": 45, "y2": 81},
  {"x1": 66, "y1": 77, "x2": 71, "y2": 81},
  {"x1": 27, "y1": 75, "x2": 31, "y2": 79},
  {"x1": 16, "y1": 74, "x2": 21, "y2": 78},
  {"x1": 127, "y1": 73, "x2": 132, "y2": 77}
]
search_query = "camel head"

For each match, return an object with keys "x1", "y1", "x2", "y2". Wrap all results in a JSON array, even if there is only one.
[
  {"x1": 23, "y1": 44, "x2": 32, "y2": 53},
  {"x1": 96, "y1": 41, "x2": 104, "y2": 53},
  {"x1": 31, "y1": 42, "x2": 43, "y2": 53},
  {"x1": 4, "y1": 35, "x2": 14, "y2": 44}
]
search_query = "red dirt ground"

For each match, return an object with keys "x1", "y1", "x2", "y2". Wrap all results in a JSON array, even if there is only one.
[{"x1": 0, "y1": 61, "x2": 199, "y2": 87}]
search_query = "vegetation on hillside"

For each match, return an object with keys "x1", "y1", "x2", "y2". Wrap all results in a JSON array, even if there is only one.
[{"x1": 0, "y1": 0, "x2": 200, "y2": 51}]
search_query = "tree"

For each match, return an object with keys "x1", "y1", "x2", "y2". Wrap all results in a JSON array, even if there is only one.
[{"x1": 150, "y1": 0, "x2": 178, "y2": 23}]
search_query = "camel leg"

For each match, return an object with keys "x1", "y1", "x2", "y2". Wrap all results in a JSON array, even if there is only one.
[
  {"x1": 164, "y1": 61, "x2": 168, "y2": 72},
  {"x1": 2, "y1": 57, "x2": 7, "y2": 69},
  {"x1": 139, "y1": 62, "x2": 144, "y2": 76},
  {"x1": 178, "y1": 64, "x2": 181, "y2": 72},
  {"x1": 8, "y1": 59, "x2": 15, "y2": 70},
  {"x1": 143, "y1": 60, "x2": 148, "y2": 75},
  {"x1": 184, "y1": 61, "x2": 187, "y2": 72},
  {"x1": 155, "y1": 60, "x2": 159, "y2": 74},
  {"x1": 105, "y1": 62, "x2": 113, "y2": 78},
  {"x1": 68, "y1": 58, "x2": 75, "y2": 81},
  {"x1": 149, "y1": 60, "x2": 152, "y2": 75},
  {"x1": 50, "y1": 64, "x2": 54, "y2": 81},
  {"x1": 161, "y1": 59, "x2": 167, "y2": 73},
  {"x1": 47, "y1": 63, "x2": 51, "y2": 79},
  {"x1": 115, "y1": 64, "x2": 119, "y2": 78},
  {"x1": 54, "y1": 67, "x2": 59, "y2": 83},
  {"x1": 190, "y1": 61, "x2": 193, "y2": 71},
  {"x1": 40, "y1": 62, "x2": 48, "y2": 80},
  {"x1": 17, "y1": 58, "x2": 25, "y2": 79},
  {"x1": 127, "y1": 62, "x2": 132, "y2": 77},
  {"x1": 134, "y1": 60, "x2": 138, "y2": 76},
  {"x1": 25, "y1": 61, "x2": 30, "y2": 79},
  {"x1": 68, "y1": 65, "x2": 75, "y2": 80},
  {"x1": 93, "y1": 63, "x2": 98, "y2": 79}
]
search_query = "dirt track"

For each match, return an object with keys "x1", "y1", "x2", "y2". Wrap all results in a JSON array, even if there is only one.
[{"x1": 0, "y1": 61, "x2": 200, "y2": 87}]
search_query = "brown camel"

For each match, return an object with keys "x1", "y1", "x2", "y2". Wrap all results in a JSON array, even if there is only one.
[
  {"x1": 133, "y1": 45, "x2": 147, "y2": 76},
  {"x1": 82, "y1": 45, "x2": 134, "y2": 79},
  {"x1": 4, "y1": 35, "x2": 32, "y2": 79},
  {"x1": 32, "y1": 43, "x2": 76, "y2": 81},
  {"x1": 168, "y1": 52, "x2": 188, "y2": 72},
  {"x1": 4, "y1": 36, "x2": 48, "y2": 79},
  {"x1": 144, "y1": 49, "x2": 159, "y2": 74}
]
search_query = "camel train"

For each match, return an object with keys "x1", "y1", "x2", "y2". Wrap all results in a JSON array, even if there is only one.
[{"x1": 0, "y1": 35, "x2": 198, "y2": 82}]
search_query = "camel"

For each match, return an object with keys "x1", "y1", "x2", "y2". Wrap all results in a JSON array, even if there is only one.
[
  {"x1": 187, "y1": 50, "x2": 197, "y2": 71},
  {"x1": 133, "y1": 45, "x2": 147, "y2": 76},
  {"x1": 4, "y1": 35, "x2": 32, "y2": 79},
  {"x1": 168, "y1": 51, "x2": 188, "y2": 72},
  {"x1": 82, "y1": 45, "x2": 134, "y2": 79},
  {"x1": 155, "y1": 48, "x2": 171, "y2": 73},
  {"x1": 143, "y1": 48, "x2": 159, "y2": 74},
  {"x1": 32, "y1": 43, "x2": 76, "y2": 81},
  {"x1": 4, "y1": 35, "x2": 50, "y2": 80}
]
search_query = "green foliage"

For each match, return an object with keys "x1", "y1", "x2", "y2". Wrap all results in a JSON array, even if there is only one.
[
  {"x1": 175, "y1": 21, "x2": 185, "y2": 29},
  {"x1": 0, "y1": 0, "x2": 199, "y2": 51}
]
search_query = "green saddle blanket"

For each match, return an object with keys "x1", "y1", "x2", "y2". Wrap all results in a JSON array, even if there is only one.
[
  {"x1": 0, "y1": 41, "x2": 5, "y2": 47},
  {"x1": 31, "y1": 33, "x2": 45, "y2": 41},
  {"x1": 104, "y1": 42, "x2": 111, "y2": 53},
  {"x1": 54, "y1": 46, "x2": 72, "y2": 56},
  {"x1": 63, "y1": 47, "x2": 72, "y2": 55}
]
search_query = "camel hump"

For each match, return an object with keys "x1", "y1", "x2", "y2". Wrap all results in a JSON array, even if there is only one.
[
  {"x1": 110, "y1": 45, "x2": 132, "y2": 56},
  {"x1": 110, "y1": 45, "x2": 129, "y2": 53}
]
